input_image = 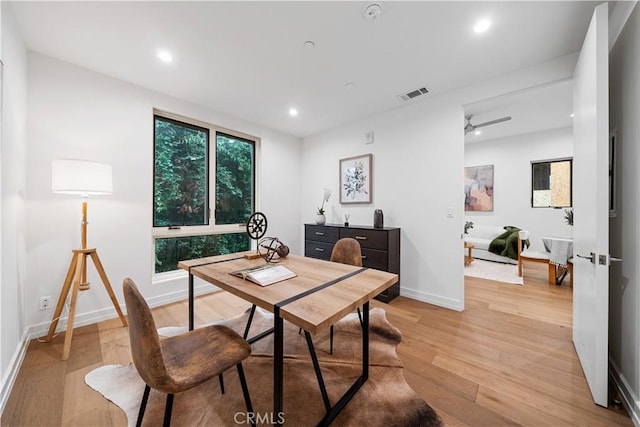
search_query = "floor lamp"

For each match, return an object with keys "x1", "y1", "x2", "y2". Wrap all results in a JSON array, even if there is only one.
[{"x1": 44, "y1": 159, "x2": 127, "y2": 360}]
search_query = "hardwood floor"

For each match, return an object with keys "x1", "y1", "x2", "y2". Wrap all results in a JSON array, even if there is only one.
[{"x1": 1, "y1": 262, "x2": 632, "y2": 426}]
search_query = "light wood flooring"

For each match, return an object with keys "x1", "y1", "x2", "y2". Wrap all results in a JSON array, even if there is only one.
[{"x1": 1, "y1": 262, "x2": 632, "y2": 426}]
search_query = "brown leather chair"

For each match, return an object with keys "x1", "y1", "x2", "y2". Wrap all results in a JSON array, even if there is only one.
[
  {"x1": 123, "y1": 278, "x2": 254, "y2": 427},
  {"x1": 331, "y1": 237, "x2": 363, "y2": 267}
]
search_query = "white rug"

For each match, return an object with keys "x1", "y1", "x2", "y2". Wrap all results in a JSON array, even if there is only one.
[{"x1": 464, "y1": 259, "x2": 523, "y2": 285}]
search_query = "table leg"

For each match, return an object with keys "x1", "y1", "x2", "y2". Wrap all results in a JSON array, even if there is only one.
[
  {"x1": 363, "y1": 301, "x2": 369, "y2": 381},
  {"x1": 189, "y1": 272, "x2": 194, "y2": 331},
  {"x1": 274, "y1": 307, "x2": 284, "y2": 426},
  {"x1": 317, "y1": 301, "x2": 370, "y2": 426}
]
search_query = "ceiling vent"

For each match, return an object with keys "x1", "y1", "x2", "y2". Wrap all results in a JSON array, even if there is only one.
[{"x1": 398, "y1": 86, "x2": 429, "y2": 102}]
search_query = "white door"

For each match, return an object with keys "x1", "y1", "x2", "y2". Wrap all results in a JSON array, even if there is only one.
[{"x1": 572, "y1": 2, "x2": 609, "y2": 407}]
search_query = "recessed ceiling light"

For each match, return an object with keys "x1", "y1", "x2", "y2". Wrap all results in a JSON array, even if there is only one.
[
  {"x1": 303, "y1": 41, "x2": 315, "y2": 49},
  {"x1": 570, "y1": 113, "x2": 575, "y2": 118},
  {"x1": 474, "y1": 130, "x2": 482, "y2": 136},
  {"x1": 474, "y1": 19, "x2": 491, "y2": 34},
  {"x1": 157, "y1": 49, "x2": 173, "y2": 63},
  {"x1": 289, "y1": 108, "x2": 298, "y2": 117}
]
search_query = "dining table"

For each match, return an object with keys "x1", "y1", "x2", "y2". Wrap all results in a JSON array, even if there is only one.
[{"x1": 178, "y1": 251, "x2": 398, "y2": 426}]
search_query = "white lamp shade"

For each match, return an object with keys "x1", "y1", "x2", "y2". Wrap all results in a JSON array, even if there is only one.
[{"x1": 52, "y1": 159, "x2": 113, "y2": 196}]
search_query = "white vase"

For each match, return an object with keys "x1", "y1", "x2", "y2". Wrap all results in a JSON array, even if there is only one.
[{"x1": 315, "y1": 214, "x2": 326, "y2": 225}]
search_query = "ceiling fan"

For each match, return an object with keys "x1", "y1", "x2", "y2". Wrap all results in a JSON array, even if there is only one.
[{"x1": 464, "y1": 114, "x2": 512, "y2": 134}]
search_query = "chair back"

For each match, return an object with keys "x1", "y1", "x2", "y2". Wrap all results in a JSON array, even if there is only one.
[
  {"x1": 123, "y1": 278, "x2": 170, "y2": 390},
  {"x1": 330, "y1": 238, "x2": 363, "y2": 267}
]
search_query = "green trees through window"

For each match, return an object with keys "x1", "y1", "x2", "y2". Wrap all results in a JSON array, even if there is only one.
[
  {"x1": 216, "y1": 133, "x2": 255, "y2": 224},
  {"x1": 154, "y1": 117, "x2": 209, "y2": 227},
  {"x1": 153, "y1": 115, "x2": 254, "y2": 273}
]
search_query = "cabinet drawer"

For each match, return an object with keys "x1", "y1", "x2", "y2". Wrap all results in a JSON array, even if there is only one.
[
  {"x1": 305, "y1": 225, "x2": 339, "y2": 244},
  {"x1": 361, "y1": 248, "x2": 388, "y2": 271},
  {"x1": 340, "y1": 228, "x2": 387, "y2": 250},
  {"x1": 304, "y1": 241, "x2": 334, "y2": 260}
]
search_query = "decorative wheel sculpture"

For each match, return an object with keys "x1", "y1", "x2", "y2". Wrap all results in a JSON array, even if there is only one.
[
  {"x1": 258, "y1": 237, "x2": 290, "y2": 263},
  {"x1": 245, "y1": 212, "x2": 289, "y2": 263},
  {"x1": 246, "y1": 212, "x2": 268, "y2": 240}
]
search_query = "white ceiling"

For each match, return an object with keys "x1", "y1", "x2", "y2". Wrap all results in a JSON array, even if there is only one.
[
  {"x1": 464, "y1": 79, "x2": 574, "y2": 143},
  {"x1": 11, "y1": 1, "x2": 599, "y2": 138}
]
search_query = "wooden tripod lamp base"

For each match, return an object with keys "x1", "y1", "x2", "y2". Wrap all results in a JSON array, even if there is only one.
[
  {"x1": 43, "y1": 248, "x2": 127, "y2": 360},
  {"x1": 47, "y1": 159, "x2": 127, "y2": 360}
]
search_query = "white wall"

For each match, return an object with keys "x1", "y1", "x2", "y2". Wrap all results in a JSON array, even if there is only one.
[
  {"x1": 465, "y1": 127, "x2": 574, "y2": 252},
  {"x1": 0, "y1": 1, "x2": 27, "y2": 413},
  {"x1": 609, "y1": 2, "x2": 640, "y2": 423},
  {"x1": 301, "y1": 53, "x2": 579, "y2": 311},
  {"x1": 25, "y1": 53, "x2": 302, "y2": 331}
]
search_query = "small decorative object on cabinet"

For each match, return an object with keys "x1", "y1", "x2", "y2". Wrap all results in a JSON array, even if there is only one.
[
  {"x1": 374, "y1": 209, "x2": 384, "y2": 228},
  {"x1": 304, "y1": 223, "x2": 400, "y2": 302},
  {"x1": 316, "y1": 188, "x2": 331, "y2": 225}
]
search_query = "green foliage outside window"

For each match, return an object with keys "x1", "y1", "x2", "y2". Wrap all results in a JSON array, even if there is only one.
[
  {"x1": 216, "y1": 133, "x2": 255, "y2": 224},
  {"x1": 155, "y1": 234, "x2": 250, "y2": 273},
  {"x1": 154, "y1": 117, "x2": 208, "y2": 227}
]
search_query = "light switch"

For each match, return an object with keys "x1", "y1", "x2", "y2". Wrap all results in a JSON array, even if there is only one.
[{"x1": 446, "y1": 207, "x2": 454, "y2": 218}]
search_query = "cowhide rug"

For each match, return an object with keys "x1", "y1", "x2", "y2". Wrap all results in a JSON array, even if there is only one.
[{"x1": 85, "y1": 307, "x2": 442, "y2": 426}]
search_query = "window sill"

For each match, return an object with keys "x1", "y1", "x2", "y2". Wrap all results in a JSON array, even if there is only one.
[{"x1": 152, "y1": 269, "x2": 187, "y2": 284}]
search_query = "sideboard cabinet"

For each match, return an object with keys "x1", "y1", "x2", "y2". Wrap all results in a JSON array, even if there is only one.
[{"x1": 304, "y1": 223, "x2": 400, "y2": 302}]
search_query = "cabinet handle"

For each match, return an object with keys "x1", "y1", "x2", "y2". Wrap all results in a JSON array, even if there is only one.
[
  {"x1": 315, "y1": 248, "x2": 325, "y2": 252},
  {"x1": 355, "y1": 236, "x2": 367, "y2": 240},
  {"x1": 315, "y1": 232, "x2": 325, "y2": 236},
  {"x1": 361, "y1": 255, "x2": 368, "y2": 259}
]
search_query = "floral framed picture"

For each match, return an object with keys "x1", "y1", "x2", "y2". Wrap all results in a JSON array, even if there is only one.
[{"x1": 340, "y1": 154, "x2": 372, "y2": 204}]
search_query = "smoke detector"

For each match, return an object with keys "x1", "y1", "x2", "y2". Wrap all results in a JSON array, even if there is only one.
[{"x1": 363, "y1": 3, "x2": 383, "y2": 22}]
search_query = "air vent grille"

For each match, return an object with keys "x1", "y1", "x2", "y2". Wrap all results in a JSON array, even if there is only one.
[{"x1": 399, "y1": 86, "x2": 429, "y2": 102}]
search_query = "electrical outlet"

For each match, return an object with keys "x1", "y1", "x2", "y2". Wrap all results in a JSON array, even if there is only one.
[{"x1": 39, "y1": 296, "x2": 52, "y2": 311}]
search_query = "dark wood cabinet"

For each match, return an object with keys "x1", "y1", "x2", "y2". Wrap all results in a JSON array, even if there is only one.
[{"x1": 304, "y1": 223, "x2": 400, "y2": 302}]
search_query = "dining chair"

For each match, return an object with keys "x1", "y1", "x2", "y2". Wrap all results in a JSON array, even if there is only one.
[
  {"x1": 517, "y1": 230, "x2": 555, "y2": 285},
  {"x1": 123, "y1": 278, "x2": 255, "y2": 427},
  {"x1": 297, "y1": 238, "x2": 364, "y2": 354}
]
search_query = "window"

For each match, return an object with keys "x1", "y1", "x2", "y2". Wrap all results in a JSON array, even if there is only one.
[
  {"x1": 153, "y1": 112, "x2": 256, "y2": 274},
  {"x1": 531, "y1": 158, "x2": 572, "y2": 208}
]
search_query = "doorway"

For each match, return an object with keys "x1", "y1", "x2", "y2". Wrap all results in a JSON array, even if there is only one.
[{"x1": 463, "y1": 80, "x2": 574, "y2": 276}]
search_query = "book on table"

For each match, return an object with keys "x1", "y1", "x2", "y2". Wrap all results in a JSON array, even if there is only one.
[{"x1": 229, "y1": 264, "x2": 296, "y2": 286}]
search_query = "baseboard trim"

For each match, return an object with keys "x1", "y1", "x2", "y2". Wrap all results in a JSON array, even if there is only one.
[
  {"x1": 609, "y1": 357, "x2": 640, "y2": 426},
  {"x1": 26, "y1": 283, "x2": 220, "y2": 340},
  {"x1": 0, "y1": 282, "x2": 220, "y2": 417},
  {"x1": 400, "y1": 287, "x2": 463, "y2": 311},
  {"x1": 0, "y1": 330, "x2": 30, "y2": 417}
]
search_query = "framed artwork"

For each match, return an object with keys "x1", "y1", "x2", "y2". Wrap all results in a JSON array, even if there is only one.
[
  {"x1": 340, "y1": 154, "x2": 372, "y2": 204},
  {"x1": 464, "y1": 164, "x2": 494, "y2": 211}
]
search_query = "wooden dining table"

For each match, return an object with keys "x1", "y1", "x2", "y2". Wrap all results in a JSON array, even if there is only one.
[{"x1": 178, "y1": 252, "x2": 398, "y2": 426}]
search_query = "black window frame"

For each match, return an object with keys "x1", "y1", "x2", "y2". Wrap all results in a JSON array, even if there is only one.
[{"x1": 531, "y1": 158, "x2": 573, "y2": 208}]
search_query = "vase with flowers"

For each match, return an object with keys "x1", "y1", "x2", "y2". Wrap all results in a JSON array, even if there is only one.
[{"x1": 316, "y1": 188, "x2": 331, "y2": 225}]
